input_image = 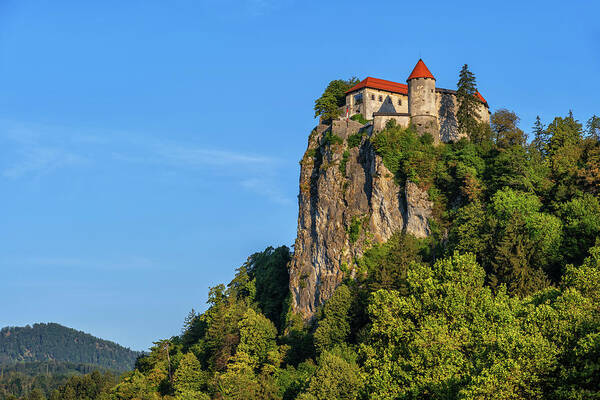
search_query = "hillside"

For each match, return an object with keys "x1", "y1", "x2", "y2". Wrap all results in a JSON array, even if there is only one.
[
  {"x1": 0, "y1": 323, "x2": 140, "y2": 371},
  {"x1": 97, "y1": 104, "x2": 598, "y2": 399},
  {"x1": 6, "y1": 82, "x2": 600, "y2": 399}
]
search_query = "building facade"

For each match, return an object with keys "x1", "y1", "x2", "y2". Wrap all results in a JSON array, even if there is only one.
[{"x1": 344, "y1": 59, "x2": 490, "y2": 142}]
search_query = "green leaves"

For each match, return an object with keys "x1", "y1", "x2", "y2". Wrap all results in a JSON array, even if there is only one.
[
  {"x1": 313, "y1": 78, "x2": 359, "y2": 123},
  {"x1": 457, "y1": 64, "x2": 479, "y2": 136}
]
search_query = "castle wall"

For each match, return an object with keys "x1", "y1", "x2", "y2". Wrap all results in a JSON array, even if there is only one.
[
  {"x1": 373, "y1": 114, "x2": 410, "y2": 131},
  {"x1": 436, "y1": 92, "x2": 462, "y2": 142},
  {"x1": 436, "y1": 91, "x2": 490, "y2": 142},
  {"x1": 346, "y1": 89, "x2": 408, "y2": 120}
]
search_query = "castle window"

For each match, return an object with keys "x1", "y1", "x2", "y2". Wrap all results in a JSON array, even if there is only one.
[
  {"x1": 371, "y1": 94, "x2": 375, "y2": 100},
  {"x1": 431, "y1": 89, "x2": 434, "y2": 93},
  {"x1": 398, "y1": 99, "x2": 402, "y2": 105},
  {"x1": 378, "y1": 95, "x2": 382, "y2": 101},
  {"x1": 354, "y1": 93, "x2": 363, "y2": 105}
]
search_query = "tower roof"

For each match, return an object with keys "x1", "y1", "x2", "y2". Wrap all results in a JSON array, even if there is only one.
[{"x1": 407, "y1": 59, "x2": 435, "y2": 81}]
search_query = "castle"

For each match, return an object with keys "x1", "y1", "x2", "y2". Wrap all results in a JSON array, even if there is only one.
[{"x1": 344, "y1": 59, "x2": 490, "y2": 142}]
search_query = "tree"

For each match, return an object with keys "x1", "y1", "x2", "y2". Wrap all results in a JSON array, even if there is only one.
[
  {"x1": 532, "y1": 115, "x2": 549, "y2": 154},
  {"x1": 245, "y1": 246, "x2": 291, "y2": 330},
  {"x1": 237, "y1": 309, "x2": 278, "y2": 367},
  {"x1": 456, "y1": 64, "x2": 479, "y2": 137},
  {"x1": 303, "y1": 350, "x2": 363, "y2": 400},
  {"x1": 586, "y1": 115, "x2": 600, "y2": 140},
  {"x1": 215, "y1": 352, "x2": 261, "y2": 400},
  {"x1": 314, "y1": 78, "x2": 359, "y2": 123},
  {"x1": 361, "y1": 253, "x2": 559, "y2": 399},
  {"x1": 559, "y1": 194, "x2": 600, "y2": 267},
  {"x1": 491, "y1": 109, "x2": 526, "y2": 148},
  {"x1": 313, "y1": 285, "x2": 352, "y2": 354},
  {"x1": 173, "y1": 353, "x2": 207, "y2": 395},
  {"x1": 546, "y1": 114, "x2": 585, "y2": 203}
]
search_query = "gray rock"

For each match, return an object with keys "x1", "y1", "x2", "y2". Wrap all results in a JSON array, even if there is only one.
[{"x1": 289, "y1": 121, "x2": 432, "y2": 319}]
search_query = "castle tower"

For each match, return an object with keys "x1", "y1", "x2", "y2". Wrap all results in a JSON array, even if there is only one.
[{"x1": 407, "y1": 59, "x2": 439, "y2": 139}]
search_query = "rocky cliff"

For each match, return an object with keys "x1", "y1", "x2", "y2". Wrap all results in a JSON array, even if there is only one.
[{"x1": 289, "y1": 120, "x2": 433, "y2": 318}]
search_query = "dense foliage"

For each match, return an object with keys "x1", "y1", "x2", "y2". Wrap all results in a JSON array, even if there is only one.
[
  {"x1": 313, "y1": 78, "x2": 359, "y2": 123},
  {"x1": 0, "y1": 362, "x2": 116, "y2": 400},
  {"x1": 0, "y1": 324, "x2": 140, "y2": 372},
  {"x1": 67, "y1": 107, "x2": 598, "y2": 400}
]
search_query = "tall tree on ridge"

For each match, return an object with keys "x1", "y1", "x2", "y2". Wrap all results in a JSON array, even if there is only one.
[
  {"x1": 456, "y1": 64, "x2": 479, "y2": 137},
  {"x1": 532, "y1": 115, "x2": 550, "y2": 155},
  {"x1": 586, "y1": 115, "x2": 600, "y2": 140},
  {"x1": 314, "y1": 77, "x2": 360, "y2": 124}
]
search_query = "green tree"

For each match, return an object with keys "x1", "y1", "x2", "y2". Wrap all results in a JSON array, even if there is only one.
[
  {"x1": 491, "y1": 109, "x2": 526, "y2": 148},
  {"x1": 361, "y1": 253, "x2": 558, "y2": 399},
  {"x1": 559, "y1": 194, "x2": 600, "y2": 266},
  {"x1": 586, "y1": 115, "x2": 600, "y2": 140},
  {"x1": 237, "y1": 309, "x2": 279, "y2": 367},
  {"x1": 314, "y1": 78, "x2": 359, "y2": 123},
  {"x1": 111, "y1": 370, "x2": 159, "y2": 400},
  {"x1": 532, "y1": 115, "x2": 549, "y2": 155},
  {"x1": 456, "y1": 64, "x2": 479, "y2": 136},
  {"x1": 173, "y1": 353, "x2": 207, "y2": 395},
  {"x1": 546, "y1": 113, "x2": 585, "y2": 203},
  {"x1": 303, "y1": 350, "x2": 363, "y2": 400},
  {"x1": 245, "y1": 246, "x2": 291, "y2": 330},
  {"x1": 313, "y1": 285, "x2": 352, "y2": 354},
  {"x1": 215, "y1": 352, "x2": 261, "y2": 400}
]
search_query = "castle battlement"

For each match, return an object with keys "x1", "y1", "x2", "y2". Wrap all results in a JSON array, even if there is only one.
[{"x1": 344, "y1": 59, "x2": 490, "y2": 142}]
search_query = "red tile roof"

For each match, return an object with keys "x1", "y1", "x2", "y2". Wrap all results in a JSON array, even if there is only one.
[
  {"x1": 346, "y1": 77, "x2": 408, "y2": 95},
  {"x1": 407, "y1": 59, "x2": 435, "y2": 81},
  {"x1": 475, "y1": 90, "x2": 487, "y2": 104}
]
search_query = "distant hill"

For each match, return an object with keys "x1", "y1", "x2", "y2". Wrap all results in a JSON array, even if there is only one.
[{"x1": 0, "y1": 323, "x2": 140, "y2": 371}]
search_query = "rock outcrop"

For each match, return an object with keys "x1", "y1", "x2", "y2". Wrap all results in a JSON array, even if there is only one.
[{"x1": 289, "y1": 120, "x2": 433, "y2": 318}]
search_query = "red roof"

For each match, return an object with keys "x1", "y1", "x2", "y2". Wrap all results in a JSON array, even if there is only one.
[
  {"x1": 407, "y1": 59, "x2": 435, "y2": 81},
  {"x1": 346, "y1": 77, "x2": 408, "y2": 95},
  {"x1": 475, "y1": 91, "x2": 487, "y2": 104}
]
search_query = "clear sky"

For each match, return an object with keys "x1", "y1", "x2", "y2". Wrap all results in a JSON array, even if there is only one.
[{"x1": 0, "y1": 0, "x2": 598, "y2": 351}]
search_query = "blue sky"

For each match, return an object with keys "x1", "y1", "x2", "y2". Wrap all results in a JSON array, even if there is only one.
[{"x1": 0, "y1": 0, "x2": 598, "y2": 351}]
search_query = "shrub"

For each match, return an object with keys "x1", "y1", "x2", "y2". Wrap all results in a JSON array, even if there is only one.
[
  {"x1": 347, "y1": 132, "x2": 364, "y2": 149},
  {"x1": 350, "y1": 113, "x2": 369, "y2": 125},
  {"x1": 322, "y1": 131, "x2": 343, "y2": 147},
  {"x1": 339, "y1": 150, "x2": 350, "y2": 175}
]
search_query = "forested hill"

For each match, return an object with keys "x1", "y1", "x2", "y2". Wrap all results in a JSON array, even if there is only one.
[
  {"x1": 7, "y1": 73, "x2": 600, "y2": 399},
  {"x1": 0, "y1": 323, "x2": 140, "y2": 371}
]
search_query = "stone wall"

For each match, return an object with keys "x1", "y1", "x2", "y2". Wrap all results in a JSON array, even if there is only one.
[
  {"x1": 373, "y1": 114, "x2": 410, "y2": 132},
  {"x1": 436, "y1": 90, "x2": 490, "y2": 142},
  {"x1": 346, "y1": 89, "x2": 408, "y2": 120}
]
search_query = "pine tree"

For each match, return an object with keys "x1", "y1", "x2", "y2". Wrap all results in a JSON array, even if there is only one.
[
  {"x1": 456, "y1": 64, "x2": 479, "y2": 137},
  {"x1": 532, "y1": 115, "x2": 549, "y2": 155},
  {"x1": 586, "y1": 115, "x2": 600, "y2": 140}
]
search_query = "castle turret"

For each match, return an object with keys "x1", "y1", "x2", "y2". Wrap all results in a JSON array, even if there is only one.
[{"x1": 407, "y1": 59, "x2": 439, "y2": 139}]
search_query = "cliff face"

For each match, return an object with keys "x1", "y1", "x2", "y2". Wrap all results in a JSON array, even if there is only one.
[{"x1": 289, "y1": 121, "x2": 433, "y2": 318}]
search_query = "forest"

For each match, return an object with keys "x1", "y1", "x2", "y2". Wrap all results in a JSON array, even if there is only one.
[
  {"x1": 0, "y1": 324, "x2": 139, "y2": 400},
  {"x1": 6, "y1": 70, "x2": 600, "y2": 399},
  {"x1": 0, "y1": 323, "x2": 140, "y2": 371}
]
